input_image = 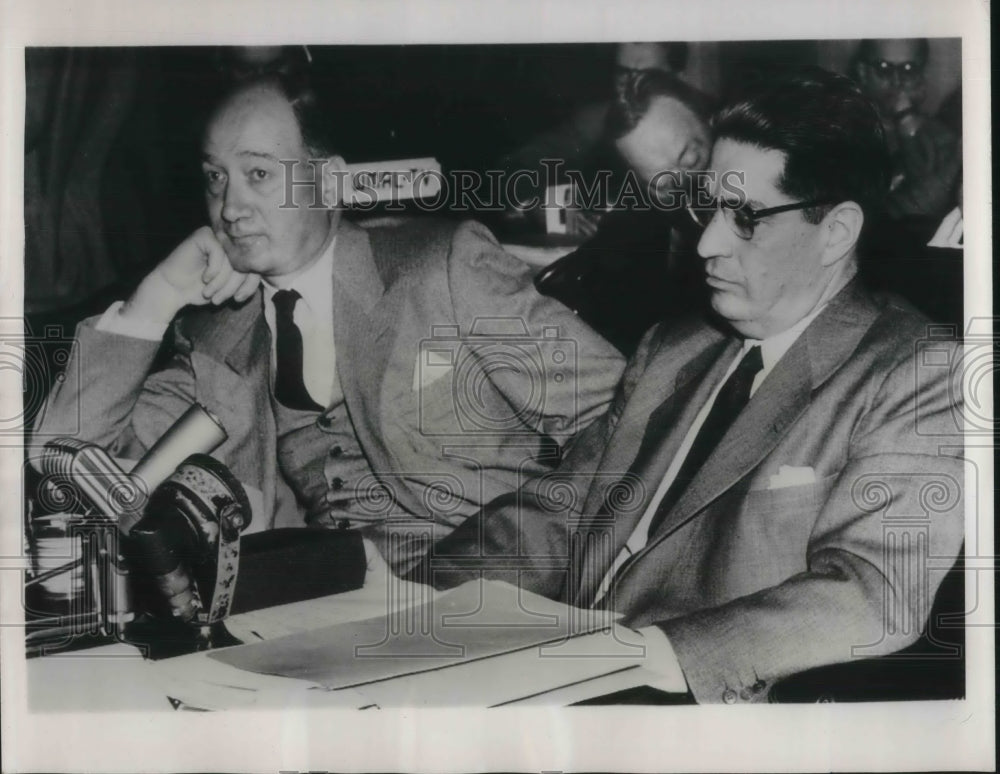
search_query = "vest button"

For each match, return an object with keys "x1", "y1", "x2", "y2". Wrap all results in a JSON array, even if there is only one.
[
  {"x1": 330, "y1": 477, "x2": 345, "y2": 491},
  {"x1": 317, "y1": 414, "x2": 335, "y2": 430},
  {"x1": 336, "y1": 518, "x2": 351, "y2": 530},
  {"x1": 329, "y1": 445, "x2": 343, "y2": 457}
]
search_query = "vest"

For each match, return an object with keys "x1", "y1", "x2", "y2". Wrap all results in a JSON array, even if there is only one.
[{"x1": 273, "y1": 378, "x2": 408, "y2": 530}]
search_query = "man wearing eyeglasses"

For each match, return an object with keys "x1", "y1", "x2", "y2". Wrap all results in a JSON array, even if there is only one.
[
  {"x1": 414, "y1": 68, "x2": 965, "y2": 704},
  {"x1": 852, "y1": 38, "x2": 961, "y2": 222}
]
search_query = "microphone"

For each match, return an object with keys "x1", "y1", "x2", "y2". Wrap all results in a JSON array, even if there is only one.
[
  {"x1": 31, "y1": 403, "x2": 228, "y2": 535},
  {"x1": 129, "y1": 404, "x2": 227, "y2": 496},
  {"x1": 33, "y1": 438, "x2": 144, "y2": 524},
  {"x1": 123, "y1": 404, "x2": 227, "y2": 534}
]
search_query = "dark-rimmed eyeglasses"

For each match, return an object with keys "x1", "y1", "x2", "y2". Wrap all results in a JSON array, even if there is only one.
[{"x1": 686, "y1": 197, "x2": 834, "y2": 240}]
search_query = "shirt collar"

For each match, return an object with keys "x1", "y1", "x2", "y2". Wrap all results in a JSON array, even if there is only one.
[
  {"x1": 743, "y1": 302, "x2": 827, "y2": 374},
  {"x1": 261, "y1": 236, "x2": 337, "y2": 315}
]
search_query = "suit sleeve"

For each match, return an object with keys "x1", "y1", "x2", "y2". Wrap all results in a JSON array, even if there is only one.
[
  {"x1": 411, "y1": 323, "x2": 661, "y2": 599},
  {"x1": 31, "y1": 314, "x2": 197, "y2": 462},
  {"x1": 445, "y1": 220, "x2": 626, "y2": 443},
  {"x1": 657, "y1": 345, "x2": 966, "y2": 703}
]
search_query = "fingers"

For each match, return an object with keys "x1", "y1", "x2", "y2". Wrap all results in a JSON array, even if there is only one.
[
  {"x1": 199, "y1": 229, "x2": 231, "y2": 292},
  {"x1": 198, "y1": 229, "x2": 260, "y2": 305},
  {"x1": 205, "y1": 266, "x2": 260, "y2": 306},
  {"x1": 233, "y1": 273, "x2": 262, "y2": 303}
]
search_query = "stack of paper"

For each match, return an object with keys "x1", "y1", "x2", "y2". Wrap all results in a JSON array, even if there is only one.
[{"x1": 206, "y1": 579, "x2": 650, "y2": 706}]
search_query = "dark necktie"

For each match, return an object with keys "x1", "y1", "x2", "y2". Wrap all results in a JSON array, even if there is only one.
[
  {"x1": 272, "y1": 289, "x2": 323, "y2": 412},
  {"x1": 646, "y1": 344, "x2": 763, "y2": 536}
]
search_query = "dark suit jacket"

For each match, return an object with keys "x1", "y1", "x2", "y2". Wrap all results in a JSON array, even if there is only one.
[
  {"x1": 534, "y1": 207, "x2": 707, "y2": 355},
  {"x1": 419, "y1": 278, "x2": 966, "y2": 702},
  {"x1": 33, "y1": 218, "x2": 625, "y2": 572}
]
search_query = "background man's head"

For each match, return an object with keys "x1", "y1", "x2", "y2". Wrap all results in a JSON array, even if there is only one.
[
  {"x1": 615, "y1": 41, "x2": 689, "y2": 73},
  {"x1": 853, "y1": 38, "x2": 930, "y2": 119},
  {"x1": 605, "y1": 69, "x2": 712, "y2": 196},
  {"x1": 613, "y1": 41, "x2": 689, "y2": 98},
  {"x1": 695, "y1": 68, "x2": 890, "y2": 339},
  {"x1": 201, "y1": 75, "x2": 345, "y2": 279}
]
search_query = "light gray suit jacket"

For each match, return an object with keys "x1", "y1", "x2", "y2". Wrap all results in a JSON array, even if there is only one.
[
  {"x1": 33, "y1": 218, "x2": 625, "y2": 571},
  {"x1": 423, "y1": 279, "x2": 965, "y2": 702}
]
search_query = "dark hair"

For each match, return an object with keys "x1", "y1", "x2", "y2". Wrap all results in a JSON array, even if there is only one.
[
  {"x1": 605, "y1": 69, "x2": 714, "y2": 140},
  {"x1": 209, "y1": 70, "x2": 338, "y2": 158},
  {"x1": 855, "y1": 38, "x2": 930, "y2": 68},
  {"x1": 712, "y1": 67, "x2": 891, "y2": 222}
]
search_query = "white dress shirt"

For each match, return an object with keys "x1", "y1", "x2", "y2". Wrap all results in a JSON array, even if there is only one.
[{"x1": 260, "y1": 238, "x2": 339, "y2": 409}]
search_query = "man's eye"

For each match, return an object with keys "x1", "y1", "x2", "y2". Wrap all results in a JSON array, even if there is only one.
[
  {"x1": 250, "y1": 168, "x2": 271, "y2": 182},
  {"x1": 731, "y1": 207, "x2": 756, "y2": 229},
  {"x1": 204, "y1": 170, "x2": 226, "y2": 191}
]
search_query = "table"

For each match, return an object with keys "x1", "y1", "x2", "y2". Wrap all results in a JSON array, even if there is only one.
[{"x1": 27, "y1": 579, "x2": 683, "y2": 711}]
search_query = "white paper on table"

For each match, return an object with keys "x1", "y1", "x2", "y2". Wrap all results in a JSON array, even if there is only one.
[
  {"x1": 209, "y1": 580, "x2": 626, "y2": 691},
  {"x1": 351, "y1": 624, "x2": 648, "y2": 707}
]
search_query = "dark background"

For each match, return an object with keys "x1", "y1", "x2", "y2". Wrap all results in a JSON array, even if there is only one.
[{"x1": 23, "y1": 40, "x2": 963, "y2": 317}]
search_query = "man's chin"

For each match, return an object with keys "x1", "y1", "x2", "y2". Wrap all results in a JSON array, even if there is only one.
[
  {"x1": 709, "y1": 293, "x2": 756, "y2": 332},
  {"x1": 224, "y1": 243, "x2": 270, "y2": 274}
]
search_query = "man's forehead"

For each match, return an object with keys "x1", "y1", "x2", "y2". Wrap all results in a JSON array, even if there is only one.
[
  {"x1": 707, "y1": 139, "x2": 786, "y2": 200},
  {"x1": 203, "y1": 84, "x2": 305, "y2": 160},
  {"x1": 870, "y1": 38, "x2": 925, "y2": 63}
]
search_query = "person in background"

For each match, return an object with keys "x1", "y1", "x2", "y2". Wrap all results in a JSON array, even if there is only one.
[
  {"x1": 534, "y1": 69, "x2": 714, "y2": 355},
  {"x1": 852, "y1": 39, "x2": 964, "y2": 327},
  {"x1": 32, "y1": 73, "x2": 625, "y2": 577},
  {"x1": 496, "y1": 41, "x2": 692, "y2": 233},
  {"x1": 412, "y1": 69, "x2": 964, "y2": 704},
  {"x1": 852, "y1": 38, "x2": 961, "y2": 223}
]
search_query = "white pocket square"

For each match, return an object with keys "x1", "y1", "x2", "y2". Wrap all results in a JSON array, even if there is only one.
[
  {"x1": 768, "y1": 465, "x2": 817, "y2": 490},
  {"x1": 413, "y1": 349, "x2": 454, "y2": 392}
]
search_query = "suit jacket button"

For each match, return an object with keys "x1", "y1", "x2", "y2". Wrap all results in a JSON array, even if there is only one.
[
  {"x1": 751, "y1": 679, "x2": 766, "y2": 693},
  {"x1": 331, "y1": 477, "x2": 345, "y2": 491},
  {"x1": 739, "y1": 688, "x2": 752, "y2": 701},
  {"x1": 722, "y1": 689, "x2": 738, "y2": 704}
]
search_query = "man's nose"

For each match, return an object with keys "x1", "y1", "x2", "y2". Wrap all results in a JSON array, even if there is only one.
[
  {"x1": 696, "y1": 208, "x2": 732, "y2": 260},
  {"x1": 220, "y1": 180, "x2": 252, "y2": 223}
]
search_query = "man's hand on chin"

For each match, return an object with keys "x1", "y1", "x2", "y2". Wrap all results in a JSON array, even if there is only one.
[{"x1": 121, "y1": 226, "x2": 262, "y2": 327}]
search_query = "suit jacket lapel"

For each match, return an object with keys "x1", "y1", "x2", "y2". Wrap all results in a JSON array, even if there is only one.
[
  {"x1": 642, "y1": 278, "x2": 883, "y2": 547},
  {"x1": 330, "y1": 220, "x2": 395, "y2": 406},
  {"x1": 572, "y1": 331, "x2": 736, "y2": 605}
]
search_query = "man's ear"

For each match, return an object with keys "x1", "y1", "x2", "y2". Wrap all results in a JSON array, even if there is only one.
[
  {"x1": 820, "y1": 201, "x2": 864, "y2": 267},
  {"x1": 319, "y1": 155, "x2": 350, "y2": 208}
]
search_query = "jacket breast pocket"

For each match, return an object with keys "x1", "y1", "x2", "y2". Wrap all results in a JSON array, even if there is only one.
[
  {"x1": 728, "y1": 475, "x2": 839, "y2": 571},
  {"x1": 742, "y1": 475, "x2": 837, "y2": 517}
]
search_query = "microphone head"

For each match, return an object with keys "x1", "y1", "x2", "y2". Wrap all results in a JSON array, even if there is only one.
[
  {"x1": 129, "y1": 403, "x2": 228, "y2": 496},
  {"x1": 32, "y1": 438, "x2": 145, "y2": 523}
]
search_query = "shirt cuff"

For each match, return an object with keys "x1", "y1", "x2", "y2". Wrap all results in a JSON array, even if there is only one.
[
  {"x1": 95, "y1": 300, "x2": 169, "y2": 342},
  {"x1": 638, "y1": 625, "x2": 689, "y2": 693}
]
